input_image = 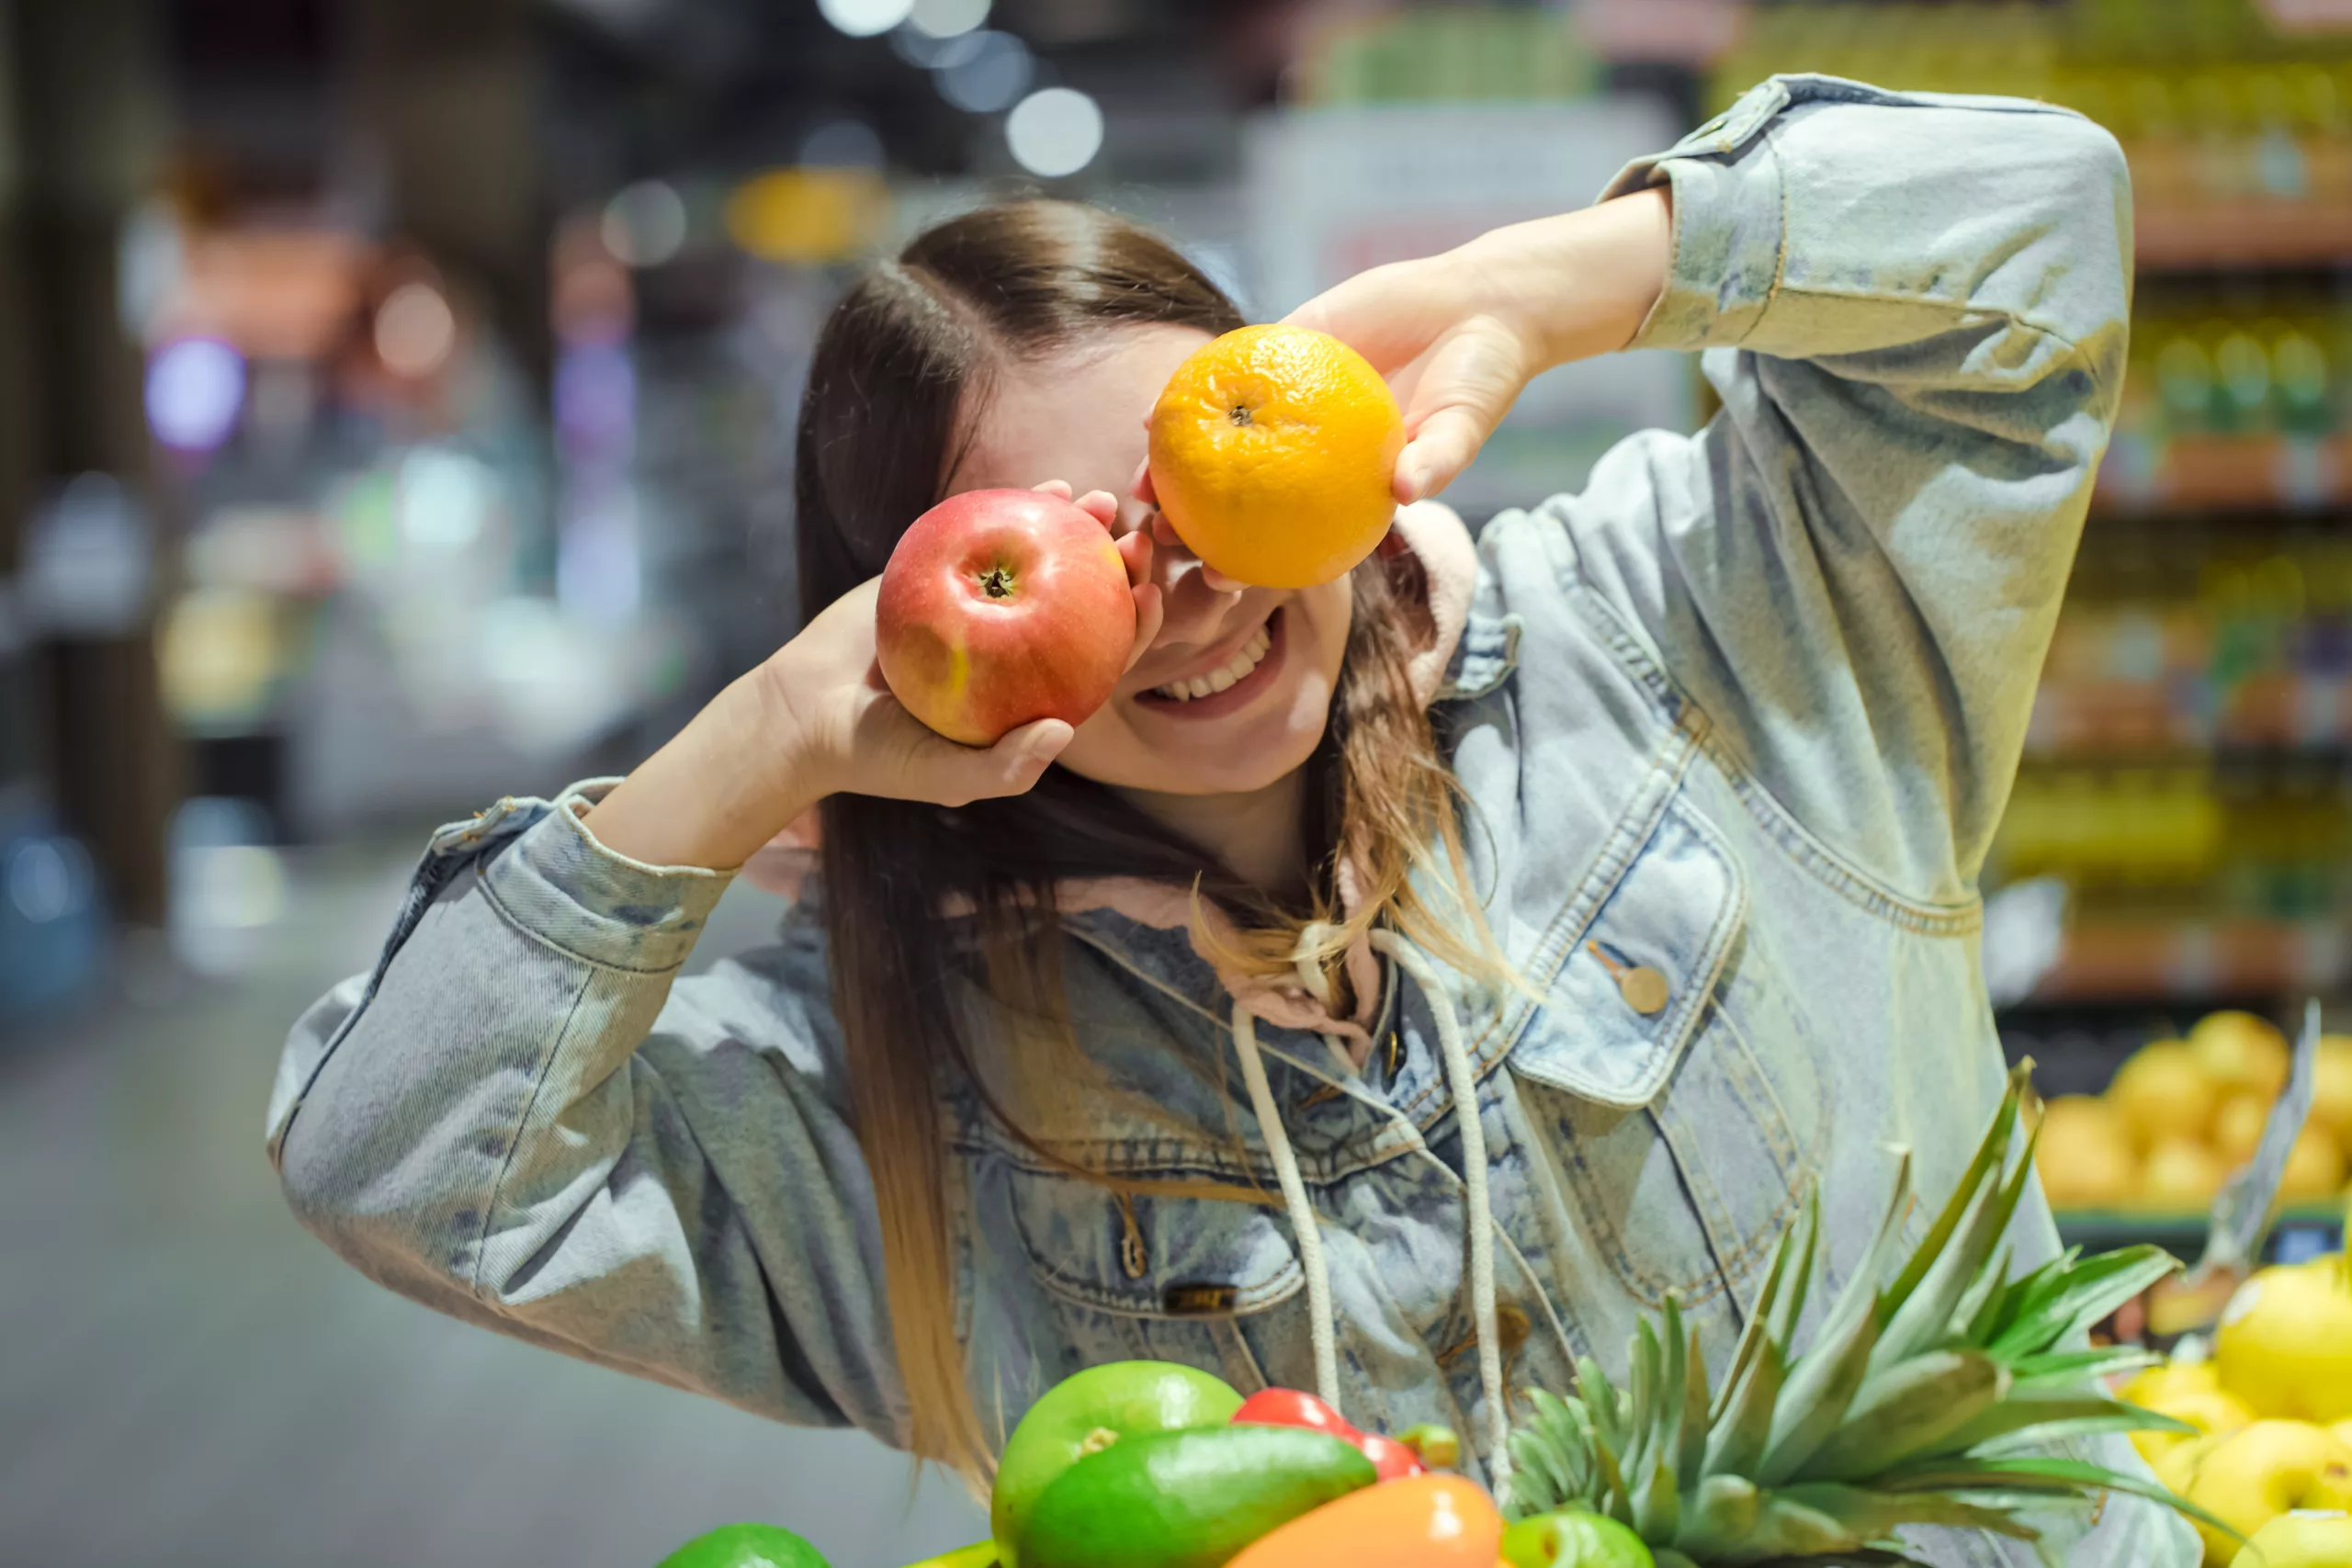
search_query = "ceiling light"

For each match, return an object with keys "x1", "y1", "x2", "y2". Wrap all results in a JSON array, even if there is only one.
[
  {"x1": 817, "y1": 0, "x2": 914, "y2": 37},
  {"x1": 935, "y1": 30, "x2": 1031, "y2": 113},
  {"x1": 1005, "y1": 87, "x2": 1103, "y2": 177}
]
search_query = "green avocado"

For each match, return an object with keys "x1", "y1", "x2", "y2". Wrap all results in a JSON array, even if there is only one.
[
  {"x1": 990, "y1": 1360, "x2": 1244, "y2": 1567},
  {"x1": 1016, "y1": 1424, "x2": 1375, "y2": 1568},
  {"x1": 654, "y1": 1522, "x2": 831, "y2": 1568}
]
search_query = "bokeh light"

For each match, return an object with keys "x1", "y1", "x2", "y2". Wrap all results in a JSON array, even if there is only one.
[
  {"x1": 909, "y1": 0, "x2": 989, "y2": 39},
  {"x1": 1006, "y1": 87, "x2": 1103, "y2": 178},
  {"x1": 144, "y1": 337, "x2": 245, "y2": 451},
  {"x1": 935, "y1": 30, "x2": 1031, "y2": 112},
  {"x1": 798, "y1": 118, "x2": 886, "y2": 170},
  {"x1": 816, "y1": 0, "x2": 913, "y2": 38},
  {"x1": 600, "y1": 179, "x2": 687, "y2": 267},
  {"x1": 374, "y1": 282, "x2": 457, "y2": 377}
]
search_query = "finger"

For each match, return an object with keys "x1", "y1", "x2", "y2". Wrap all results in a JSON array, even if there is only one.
[
  {"x1": 1073, "y1": 489, "x2": 1118, "y2": 527},
  {"x1": 1032, "y1": 479, "x2": 1074, "y2": 499},
  {"x1": 967, "y1": 717, "x2": 1073, "y2": 799},
  {"x1": 1115, "y1": 527, "x2": 1155, "y2": 588},
  {"x1": 1395, "y1": 404, "x2": 1491, "y2": 503},
  {"x1": 1199, "y1": 560, "x2": 1248, "y2": 595},
  {"x1": 1129, "y1": 456, "x2": 1159, "y2": 508},
  {"x1": 1149, "y1": 511, "x2": 1183, "y2": 547},
  {"x1": 1124, "y1": 581, "x2": 1164, "y2": 672}
]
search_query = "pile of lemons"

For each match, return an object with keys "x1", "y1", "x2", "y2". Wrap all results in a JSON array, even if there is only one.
[
  {"x1": 2034, "y1": 1011, "x2": 2352, "y2": 1213},
  {"x1": 2127, "y1": 1238, "x2": 2352, "y2": 1564}
]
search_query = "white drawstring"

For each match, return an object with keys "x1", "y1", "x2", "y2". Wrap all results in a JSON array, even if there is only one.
[
  {"x1": 1293, "y1": 920, "x2": 1364, "y2": 1078},
  {"x1": 1372, "y1": 929, "x2": 1511, "y2": 1494},
  {"x1": 1229, "y1": 999, "x2": 1342, "y2": 1412}
]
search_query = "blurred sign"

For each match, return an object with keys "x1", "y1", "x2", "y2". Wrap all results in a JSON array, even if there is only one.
[{"x1": 1244, "y1": 96, "x2": 1690, "y2": 516}]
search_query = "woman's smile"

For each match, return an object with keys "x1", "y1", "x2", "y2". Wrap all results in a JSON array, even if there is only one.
[{"x1": 1131, "y1": 607, "x2": 1284, "y2": 718}]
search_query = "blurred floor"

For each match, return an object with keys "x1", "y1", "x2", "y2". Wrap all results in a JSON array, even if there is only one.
[{"x1": 0, "y1": 831, "x2": 987, "y2": 1568}]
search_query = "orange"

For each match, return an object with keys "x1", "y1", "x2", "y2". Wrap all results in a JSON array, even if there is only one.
[{"x1": 1148, "y1": 324, "x2": 1404, "y2": 589}]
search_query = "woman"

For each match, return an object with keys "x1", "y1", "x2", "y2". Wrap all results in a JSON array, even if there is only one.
[{"x1": 269, "y1": 76, "x2": 2188, "y2": 1563}]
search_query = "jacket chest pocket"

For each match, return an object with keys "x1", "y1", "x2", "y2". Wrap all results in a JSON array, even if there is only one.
[
  {"x1": 1506, "y1": 795, "x2": 1822, "y2": 1310},
  {"x1": 994, "y1": 1163, "x2": 1308, "y2": 1394}
]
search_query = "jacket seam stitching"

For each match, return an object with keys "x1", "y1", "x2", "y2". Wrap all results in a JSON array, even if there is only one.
[{"x1": 467, "y1": 966, "x2": 595, "y2": 1302}]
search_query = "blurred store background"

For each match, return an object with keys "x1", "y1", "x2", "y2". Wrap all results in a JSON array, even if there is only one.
[{"x1": 2, "y1": 0, "x2": 2350, "y2": 1563}]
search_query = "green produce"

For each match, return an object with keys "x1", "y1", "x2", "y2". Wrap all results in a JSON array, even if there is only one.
[
  {"x1": 990, "y1": 1359, "x2": 1243, "y2": 1567},
  {"x1": 655, "y1": 1523, "x2": 831, "y2": 1568},
  {"x1": 1017, "y1": 1424, "x2": 1375, "y2": 1568},
  {"x1": 1504, "y1": 1063, "x2": 2235, "y2": 1564},
  {"x1": 1502, "y1": 1508, "x2": 1657, "y2": 1567}
]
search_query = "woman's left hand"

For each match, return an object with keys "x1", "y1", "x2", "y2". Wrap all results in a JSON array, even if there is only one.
[{"x1": 1282, "y1": 186, "x2": 1673, "y2": 505}]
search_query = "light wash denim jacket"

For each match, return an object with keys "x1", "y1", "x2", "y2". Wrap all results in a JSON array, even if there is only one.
[{"x1": 270, "y1": 78, "x2": 2194, "y2": 1565}]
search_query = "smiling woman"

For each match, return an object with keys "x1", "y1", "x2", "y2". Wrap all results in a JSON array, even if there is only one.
[{"x1": 271, "y1": 81, "x2": 2185, "y2": 1568}]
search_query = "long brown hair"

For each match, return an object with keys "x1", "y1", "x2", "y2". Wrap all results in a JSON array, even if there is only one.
[{"x1": 795, "y1": 200, "x2": 1495, "y2": 1483}]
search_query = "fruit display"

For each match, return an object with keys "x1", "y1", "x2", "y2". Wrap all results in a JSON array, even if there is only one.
[
  {"x1": 2030, "y1": 1011, "x2": 2352, "y2": 1213},
  {"x1": 875, "y1": 488, "x2": 1136, "y2": 746},
  {"x1": 658, "y1": 1069, "x2": 2233, "y2": 1568},
  {"x1": 1147, "y1": 323, "x2": 1405, "y2": 590},
  {"x1": 2098, "y1": 1228, "x2": 2352, "y2": 1562}
]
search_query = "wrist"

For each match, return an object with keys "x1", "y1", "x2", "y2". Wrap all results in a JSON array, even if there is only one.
[{"x1": 1455, "y1": 187, "x2": 1672, "y2": 369}]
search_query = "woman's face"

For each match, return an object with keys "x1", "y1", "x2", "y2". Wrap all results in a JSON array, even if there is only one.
[{"x1": 948, "y1": 325, "x2": 1354, "y2": 796}]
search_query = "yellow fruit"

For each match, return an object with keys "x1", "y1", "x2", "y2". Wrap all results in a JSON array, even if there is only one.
[
  {"x1": 2112, "y1": 1039, "x2": 2217, "y2": 1149},
  {"x1": 2131, "y1": 1384, "x2": 2259, "y2": 1464},
  {"x1": 2184, "y1": 1420, "x2": 2352, "y2": 1565},
  {"x1": 1147, "y1": 324, "x2": 1405, "y2": 590},
  {"x1": 2240, "y1": 1508, "x2": 2352, "y2": 1568},
  {"x1": 2157, "y1": 1429, "x2": 2226, "y2": 1498},
  {"x1": 2280, "y1": 1129, "x2": 2347, "y2": 1206},
  {"x1": 2127, "y1": 1360, "x2": 2226, "y2": 1406},
  {"x1": 2216, "y1": 1093, "x2": 2275, "y2": 1167},
  {"x1": 2216, "y1": 1259, "x2": 2352, "y2": 1423},
  {"x1": 2035, "y1": 1096, "x2": 2139, "y2": 1209},
  {"x1": 2312, "y1": 1036, "x2": 2352, "y2": 1143},
  {"x1": 2143, "y1": 1135, "x2": 2228, "y2": 1211},
  {"x1": 2337, "y1": 1421, "x2": 2352, "y2": 1449},
  {"x1": 2193, "y1": 1011, "x2": 2292, "y2": 1101}
]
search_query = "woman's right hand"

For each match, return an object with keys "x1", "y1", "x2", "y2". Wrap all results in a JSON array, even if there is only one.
[{"x1": 583, "y1": 483, "x2": 1157, "y2": 871}]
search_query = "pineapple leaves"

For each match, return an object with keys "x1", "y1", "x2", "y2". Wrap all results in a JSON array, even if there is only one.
[{"x1": 1502, "y1": 1064, "x2": 2214, "y2": 1564}]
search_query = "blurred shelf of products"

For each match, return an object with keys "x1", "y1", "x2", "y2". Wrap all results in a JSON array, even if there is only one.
[{"x1": 1724, "y1": 1, "x2": 2352, "y2": 1029}]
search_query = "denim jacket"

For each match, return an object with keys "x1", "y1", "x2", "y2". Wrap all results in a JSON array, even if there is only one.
[{"x1": 269, "y1": 78, "x2": 2193, "y2": 1566}]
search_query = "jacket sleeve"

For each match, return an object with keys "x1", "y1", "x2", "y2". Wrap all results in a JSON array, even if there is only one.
[
  {"x1": 266, "y1": 785, "x2": 910, "y2": 1442},
  {"x1": 1525, "y1": 75, "x2": 2131, "y2": 903}
]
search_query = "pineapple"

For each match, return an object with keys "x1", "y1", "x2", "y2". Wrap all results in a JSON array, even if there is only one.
[{"x1": 1505, "y1": 1064, "x2": 2223, "y2": 1565}]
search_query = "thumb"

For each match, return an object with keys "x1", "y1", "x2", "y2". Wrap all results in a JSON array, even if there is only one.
[
  {"x1": 1395, "y1": 405, "x2": 1491, "y2": 503},
  {"x1": 950, "y1": 716, "x2": 1072, "y2": 803}
]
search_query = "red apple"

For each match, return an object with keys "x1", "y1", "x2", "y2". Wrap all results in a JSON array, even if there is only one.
[{"x1": 875, "y1": 489, "x2": 1135, "y2": 747}]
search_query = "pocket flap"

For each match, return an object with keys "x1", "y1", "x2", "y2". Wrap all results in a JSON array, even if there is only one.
[
  {"x1": 1007, "y1": 1169, "x2": 1304, "y2": 1320},
  {"x1": 1507, "y1": 796, "x2": 1748, "y2": 1109}
]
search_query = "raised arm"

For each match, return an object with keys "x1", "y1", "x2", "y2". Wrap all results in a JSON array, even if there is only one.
[{"x1": 1295, "y1": 76, "x2": 2132, "y2": 902}]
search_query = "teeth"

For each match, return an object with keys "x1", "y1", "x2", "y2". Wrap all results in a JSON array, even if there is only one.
[{"x1": 1153, "y1": 623, "x2": 1273, "y2": 702}]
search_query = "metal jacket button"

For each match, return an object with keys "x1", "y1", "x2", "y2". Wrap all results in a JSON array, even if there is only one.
[{"x1": 1588, "y1": 941, "x2": 1669, "y2": 1017}]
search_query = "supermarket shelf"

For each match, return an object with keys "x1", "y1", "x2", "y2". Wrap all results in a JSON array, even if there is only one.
[
  {"x1": 2054, "y1": 1204, "x2": 2346, "y2": 1260},
  {"x1": 2031, "y1": 919, "x2": 2348, "y2": 1003},
  {"x1": 2137, "y1": 201, "x2": 2352, "y2": 274},
  {"x1": 2096, "y1": 432, "x2": 2352, "y2": 517}
]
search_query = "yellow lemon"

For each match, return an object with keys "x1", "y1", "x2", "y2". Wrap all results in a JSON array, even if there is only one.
[
  {"x1": 2280, "y1": 1129, "x2": 2347, "y2": 1207},
  {"x1": 2193, "y1": 1011, "x2": 2292, "y2": 1102},
  {"x1": 2215, "y1": 1093, "x2": 2275, "y2": 1167},
  {"x1": 2035, "y1": 1095, "x2": 2139, "y2": 1209},
  {"x1": 2112, "y1": 1040, "x2": 2218, "y2": 1149},
  {"x1": 2143, "y1": 1136, "x2": 2228, "y2": 1212},
  {"x1": 2312, "y1": 1036, "x2": 2352, "y2": 1145}
]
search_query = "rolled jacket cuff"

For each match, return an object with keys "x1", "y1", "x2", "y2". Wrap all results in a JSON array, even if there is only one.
[{"x1": 479, "y1": 778, "x2": 734, "y2": 974}]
